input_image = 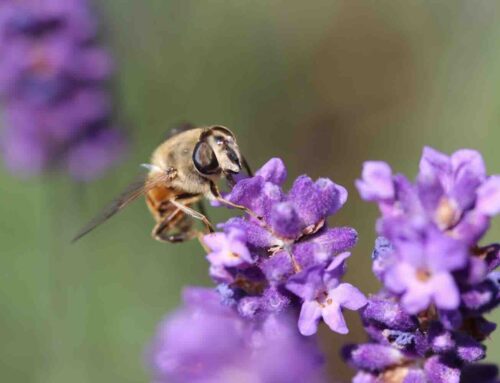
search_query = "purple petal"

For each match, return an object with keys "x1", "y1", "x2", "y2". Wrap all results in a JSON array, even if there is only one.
[
  {"x1": 400, "y1": 280, "x2": 432, "y2": 314},
  {"x1": 384, "y1": 262, "x2": 414, "y2": 294},
  {"x1": 426, "y1": 228, "x2": 467, "y2": 272},
  {"x1": 438, "y1": 309, "x2": 463, "y2": 330},
  {"x1": 461, "y1": 277, "x2": 498, "y2": 312},
  {"x1": 288, "y1": 175, "x2": 347, "y2": 227},
  {"x1": 417, "y1": 174, "x2": 445, "y2": 216},
  {"x1": 254, "y1": 157, "x2": 287, "y2": 185},
  {"x1": 268, "y1": 201, "x2": 302, "y2": 238},
  {"x1": 204, "y1": 232, "x2": 229, "y2": 251},
  {"x1": 431, "y1": 272, "x2": 460, "y2": 311},
  {"x1": 286, "y1": 265, "x2": 324, "y2": 301},
  {"x1": 298, "y1": 300, "x2": 322, "y2": 336},
  {"x1": 455, "y1": 333, "x2": 486, "y2": 362},
  {"x1": 450, "y1": 149, "x2": 486, "y2": 210},
  {"x1": 205, "y1": 230, "x2": 253, "y2": 267},
  {"x1": 428, "y1": 323, "x2": 455, "y2": 353},
  {"x1": 226, "y1": 176, "x2": 266, "y2": 211},
  {"x1": 260, "y1": 182, "x2": 286, "y2": 222},
  {"x1": 419, "y1": 146, "x2": 451, "y2": 184},
  {"x1": 476, "y1": 176, "x2": 500, "y2": 217},
  {"x1": 326, "y1": 251, "x2": 352, "y2": 272},
  {"x1": 222, "y1": 217, "x2": 277, "y2": 248},
  {"x1": 324, "y1": 252, "x2": 351, "y2": 286},
  {"x1": 314, "y1": 227, "x2": 358, "y2": 255},
  {"x1": 260, "y1": 286, "x2": 291, "y2": 313},
  {"x1": 353, "y1": 372, "x2": 378, "y2": 383},
  {"x1": 393, "y1": 174, "x2": 423, "y2": 216},
  {"x1": 346, "y1": 344, "x2": 406, "y2": 371},
  {"x1": 404, "y1": 369, "x2": 427, "y2": 383},
  {"x1": 362, "y1": 295, "x2": 417, "y2": 331},
  {"x1": 226, "y1": 176, "x2": 284, "y2": 219},
  {"x1": 452, "y1": 211, "x2": 490, "y2": 245},
  {"x1": 322, "y1": 301, "x2": 348, "y2": 334},
  {"x1": 293, "y1": 227, "x2": 358, "y2": 270},
  {"x1": 356, "y1": 161, "x2": 395, "y2": 201},
  {"x1": 208, "y1": 264, "x2": 234, "y2": 283},
  {"x1": 451, "y1": 149, "x2": 486, "y2": 182},
  {"x1": 424, "y1": 356, "x2": 460, "y2": 383},
  {"x1": 483, "y1": 244, "x2": 500, "y2": 273},
  {"x1": 261, "y1": 250, "x2": 294, "y2": 284},
  {"x1": 329, "y1": 283, "x2": 367, "y2": 311}
]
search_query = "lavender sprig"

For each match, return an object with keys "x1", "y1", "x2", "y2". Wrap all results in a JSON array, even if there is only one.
[
  {"x1": 204, "y1": 158, "x2": 367, "y2": 336},
  {"x1": 345, "y1": 147, "x2": 500, "y2": 383},
  {"x1": 0, "y1": 0, "x2": 125, "y2": 180}
]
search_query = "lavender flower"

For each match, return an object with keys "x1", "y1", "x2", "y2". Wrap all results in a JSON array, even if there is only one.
[
  {"x1": 204, "y1": 158, "x2": 366, "y2": 335},
  {"x1": 345, "y1": 147, "x2": 500, "y2": 382},
  {"x1": 0, "y1": 0, "x2": 125, "y2": 180},
  {"x1": 147, "y1": 287, "x2": 326, "y2": 383},
  {"x1": 286, "y1": 252, "x2": 367, "y2": 335}
]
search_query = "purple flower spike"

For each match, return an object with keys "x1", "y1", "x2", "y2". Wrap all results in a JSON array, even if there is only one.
[
  {"x1": 0, "y1": 0, "x2": 126, "y2": 180},
  {"x1": 347, "y1": 147, "x2": 500, "y2": 383},
  {"x1": 203, "y1": 158, "x2": 363, "y2": 336}
]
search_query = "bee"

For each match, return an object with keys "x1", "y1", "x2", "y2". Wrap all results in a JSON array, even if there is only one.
[{"x1": 72, "y1": 124, "x2": 252, "y2": 243}]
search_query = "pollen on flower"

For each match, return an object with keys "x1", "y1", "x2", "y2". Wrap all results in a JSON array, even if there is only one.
[
  {"x1": 416, "y1": 269, "x2": 431, "y2": 282},
  {"x1": 435, "y1": 197, "x2": 460, "y2": 230}
]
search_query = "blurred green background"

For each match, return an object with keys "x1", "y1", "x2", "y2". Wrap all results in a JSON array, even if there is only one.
[{"x1": 1, "y1": 1, "x2": 500, "y2": 382}]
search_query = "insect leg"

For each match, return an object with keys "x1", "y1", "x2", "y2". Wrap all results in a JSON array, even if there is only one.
[
  {"x1": 169, "y1": 199, "x2": 215, "y2": 233},
  {"x1": 241, "y1": 155, "x2": 253, "y2": 177},
  {"x1": 161, "y1": 231, "x2": 198, "y2": 243},
  {"x1": 197, "y1": 200, "x2": 210, "y2": 222},
  {"x1": 151, "y1": 207, "x2": 182, "y2": 242}
]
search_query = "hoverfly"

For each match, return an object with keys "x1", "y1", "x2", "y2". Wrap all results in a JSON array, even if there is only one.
[{"x1": 73, "y1": 124, "x2": 252, "y2": 243}]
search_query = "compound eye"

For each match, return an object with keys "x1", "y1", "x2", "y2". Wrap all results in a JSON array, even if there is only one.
[
  {"x1": 214, "y1": 135, "x2": 224, "y2": 146},
  {"x1": 193, "y1": 141, "x2": 219, "y2": 175}
]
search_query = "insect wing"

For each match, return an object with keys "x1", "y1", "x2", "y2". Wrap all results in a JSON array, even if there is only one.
[{"x1": 72, "y1": 172, "x2": 171, "y2": 242}]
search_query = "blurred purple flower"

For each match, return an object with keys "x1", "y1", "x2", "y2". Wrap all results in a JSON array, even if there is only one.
[
  {"x1": 346, "y1": 147, "x2": 500, "y2": 382},
  {"x1": 0, "y1": 0, "x2": 125, "y2": 180},
  {"x1": 384, "y1": 225, "x2": 467, "y2": 313},
  {"x1": 147, "y1": 287, "x2": 326, "y2": 383}
]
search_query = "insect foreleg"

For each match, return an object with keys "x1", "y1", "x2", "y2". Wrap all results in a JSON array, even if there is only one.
[{"x1": 241, "y1": 155, "x2": 253, "y2": 177}]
